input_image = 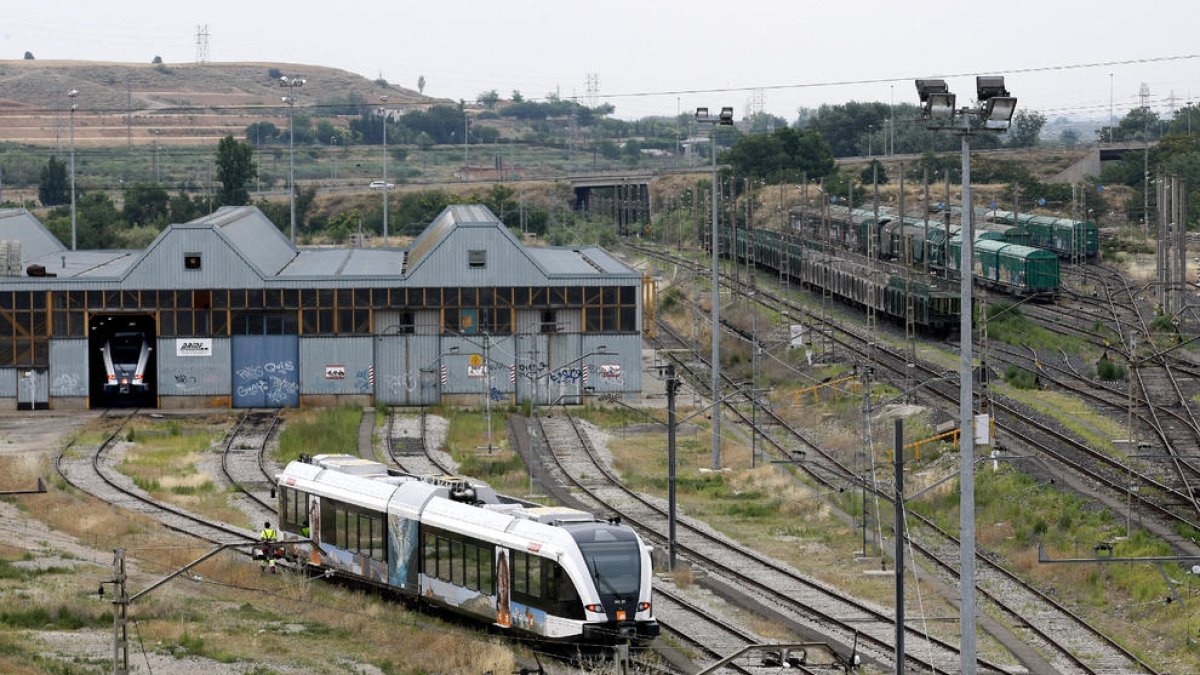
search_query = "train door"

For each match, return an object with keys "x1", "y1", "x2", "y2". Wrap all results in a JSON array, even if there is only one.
[
  {"x1": 16, "y1": 369, "x2": 48, "y2": 410},
  {"x1": 374, "y1": 334, "x2": 420, "y2": 406},
  {"x1": 231, "y1": 335, "x2": 299, "y2": 408}
]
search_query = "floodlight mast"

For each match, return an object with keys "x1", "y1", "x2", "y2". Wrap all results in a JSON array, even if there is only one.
[
  {"x1": 915, "y1": 75, "x2": 1016, "y2": 675},
  {"x1": 694, "y1": 105, "x2": 735, "y2": 471}
]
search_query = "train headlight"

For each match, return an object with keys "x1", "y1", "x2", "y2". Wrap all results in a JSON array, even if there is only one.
[
  {"x1": 584, "y1": 603, "x2": 603, "y2": 613},
  {"x1": 637, "y1": 601, "x2": 651, "y2": 612}
]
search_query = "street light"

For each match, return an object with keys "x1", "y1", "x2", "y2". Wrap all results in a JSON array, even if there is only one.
[
  {"x1": 695, "y1": 105, "x2": 734, "y2": 471},
  {"x1": 330, "y1": 136, "x2": 338, "y2": 183},
  {"x1": 380, "y1": 94, "x2": 390, "y2": 246},
  {"x1": 916, "y1": 75, "x2": 1016, "y2": 675},
  {"x1": 68, "y1": 89, "x2": 78, "y2": 251},
  {"x1": 279, "y1": 75, "x2": 306, "y2": 245}
]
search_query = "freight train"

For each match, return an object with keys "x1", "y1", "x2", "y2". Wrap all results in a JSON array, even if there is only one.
[
  {"x1": 947, "y1": 206, "x2": 1099, "y2": 259},
  {"x1": 716, "y1": 224, "x2": 962, "y2": 332},
  {"x1": 790, "y1": 206, "x2": 1059, "y2": 297},
  {"x1": 277, "y1": 454, "x2": 660, "y2": 643}
]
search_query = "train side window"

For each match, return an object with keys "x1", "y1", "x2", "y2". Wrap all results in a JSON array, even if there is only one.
[
  {"x1": 450, "y1": 540, "x2": 464, "y2": 586},
  {"x1": 528, "y1": 555, "x2": 542, "y2": 598},
  {"x1": 479, "y1": 547, "x2": 493, "y2": 595},
  {"x1": 321, "y1": 501, "x2": 337, "y2": 544},
  {"x1": 464, "y1": 543, "x2": 479, "y2": 590},
  {"x1": 513, "y1": 552, "x2": 527, "y2": 594},
  {"x1": 437, "y1": 537, "x2": 451, "y2": 582},
  {"x1": 422, "y1": 531, "x2": 436, "y2": 575}
]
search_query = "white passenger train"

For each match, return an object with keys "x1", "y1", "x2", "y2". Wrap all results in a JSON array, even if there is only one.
[
  {"x1": 276, "y1": 454, "x2": 660, "y2": 643},
  {"x1": 100, "y1": 332, "x2": 151, "y2": 395}
]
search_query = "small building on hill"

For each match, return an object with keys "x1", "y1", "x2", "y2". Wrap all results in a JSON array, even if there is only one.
[{"x1": 0, "y1": 205, "x2": 646, "y2": 410}]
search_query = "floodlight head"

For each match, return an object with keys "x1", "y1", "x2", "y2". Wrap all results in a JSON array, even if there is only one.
[
  {"x1": 279, "y1": 75, "x2": 289, "y2": 84},
  {"x1": 976, "y1": 76, "x2": 1009, "y2": 101},
  {"x1": 983, "y1": 96, "x2": 1017, "y2": 123},
  {"x1": 926, "y1": 92, "x2": 957, "y2": 120},
  {"x1": 380, "y1": 94, "x2": 389, "y2": 103},
  {"x1": 281, "y1": 96, "x2": 292, "y2": 104},
  {"x1": 68, "y1": 89, "x2": 79, "y2": 98},
  {"x1": 719, "y1": 107, "x2": 734, "y2": 125},
  {"x1": 695, "y1": 107, "x2": 709, "y2": 119},
  {"x1": 915, "y1": 79, "x2": 948, "y2": 103}
]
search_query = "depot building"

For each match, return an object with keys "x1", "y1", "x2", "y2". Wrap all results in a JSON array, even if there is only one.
[{"x1": 0, "y1": 205, "x2": 650, "y2": 410}]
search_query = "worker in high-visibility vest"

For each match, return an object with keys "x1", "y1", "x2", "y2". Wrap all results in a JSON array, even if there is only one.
[{"x1": 259, "y1": 522, "x2": 278, "y2": 573}]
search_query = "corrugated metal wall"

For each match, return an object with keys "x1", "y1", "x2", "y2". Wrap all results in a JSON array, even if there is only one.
[
  {"x1": 300, "y1": 337, "x2": 373, "y2": 396},
  {"x1": 232, "y1": 335, "x2": 299, "y2": 407},
  {"x1": 49, "y1": 339, "x2": 88, "y2": 398},
  {"x1": 581, "y1": 334, "x2": 641, "y2": 394},
  {"x1": 0, "y1": 368, "x2": 15, "y2": 398},
  {"x1": 16, "y1": 368, "x2": 48, "y2": 409},
  {"x1": 158, "y1": 337, "x2": 231, "y2": 397}
]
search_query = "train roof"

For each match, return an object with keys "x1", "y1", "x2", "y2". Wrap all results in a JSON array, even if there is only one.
[{"x1": 278, "y1": 455, "x2": 617, "y2": 555}]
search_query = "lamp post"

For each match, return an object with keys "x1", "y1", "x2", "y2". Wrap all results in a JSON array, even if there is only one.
[
  {"x1": 67, "y1": 89, "x2": 79, "y2": 251},
  {"x1": 279, "y1": 75, "x2": 306, "y2": 245},
  {"x1": 916, "y1": 76, "x2": 1016, "y2": 674},
  {"x1": 380, "y1": 95, "x2": 390, "y2": 246},
  {"x1": 330, "y1": 136, "x2": 338, "y2": 183},
  {"x1": 695, "y1": 105, "x2": 735, "y2": 471}
]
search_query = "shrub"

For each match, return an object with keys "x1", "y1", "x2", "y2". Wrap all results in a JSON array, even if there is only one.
[
  {"x1": 1004, "y1": 365, "x2": 1038, "y2": 389},
  {"x1": 1097, "y1": 356, "x2": 1126, "y2": 381}
]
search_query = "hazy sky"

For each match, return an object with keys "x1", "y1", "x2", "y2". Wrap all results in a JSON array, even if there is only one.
[{"x1": 6, "y1": 1, "x2": 1199, "y2": 123}]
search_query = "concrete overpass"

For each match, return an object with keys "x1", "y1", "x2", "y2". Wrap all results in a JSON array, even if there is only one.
[{"x1": 567, "y1": 172, "x2": 655, "y2": 234}]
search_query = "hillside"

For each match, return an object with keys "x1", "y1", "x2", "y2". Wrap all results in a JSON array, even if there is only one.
[{"x1": 0, "y1": 60, "x2": 443, "y2": 146}]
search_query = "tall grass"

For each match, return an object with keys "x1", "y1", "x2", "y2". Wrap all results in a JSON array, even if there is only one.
[{"x1": 276, "y1": 406, "x2": 363, "y2": 464}]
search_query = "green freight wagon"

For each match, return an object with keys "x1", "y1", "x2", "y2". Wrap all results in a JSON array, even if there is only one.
[{"x1": 966, "y1": 239, "x2": 1059, "y2": 296}]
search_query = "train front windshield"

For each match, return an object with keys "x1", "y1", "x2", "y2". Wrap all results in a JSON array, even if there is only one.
[
  {"x1": 110, "y1": 334, "x2": 143, "y2": 365},
  {"x1": 572, "y1": 527, "x2": 641, "y2": 600}
]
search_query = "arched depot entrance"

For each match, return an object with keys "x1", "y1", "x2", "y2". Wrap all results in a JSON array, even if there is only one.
[{"x1": 88, "y1": 314, "x2": 157, "y2": 408}]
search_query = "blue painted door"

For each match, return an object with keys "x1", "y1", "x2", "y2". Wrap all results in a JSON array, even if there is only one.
[{"x1": 232, "y1": 335, "x2": 299, "y2": 408}]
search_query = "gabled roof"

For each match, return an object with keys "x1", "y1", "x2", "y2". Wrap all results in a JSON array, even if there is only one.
[
  {"x1": 0, "y1": 208, "x2": 66, "y2": 261},
  {"x1": 188, "y1": 206, "x2": 297, "y2": 276},
  {"x1": 404, "y1": 205, "x2": 505, "y2": 275}
]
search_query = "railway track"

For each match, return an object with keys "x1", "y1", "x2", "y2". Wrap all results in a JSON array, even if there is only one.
[
  {"x1": 55, "y1": 410, "x2": 257, "y2": 546},
  {"x1": 634, "y1": 243, "x2": 1166, "y2": 674},
  {"x1": 383, "y1": 408, "x2": 457, "y2": 476},
  {"x1": 535, "y1": 412, "x2": 984, "y2": 674},
  {"x1": 219, "y1": 409, "x2": 283, "y2": 522},
  {"x1": 658, "y1": 318, "x2": 1156, "y2": 675}
]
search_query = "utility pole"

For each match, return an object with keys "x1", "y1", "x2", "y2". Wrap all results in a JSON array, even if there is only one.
[
  {"x1": 1141, "y1": 82, "x2": 1151, "y2": 238},
  {"x1": 893, "y1": 419, "x2": 905, "y2": 674},
  {"x1": 666, "y1": 363, "x2": 679, "y2": 571},
  {"x1": 107, "y1": 548, "x2": 129, "y2": 675}
]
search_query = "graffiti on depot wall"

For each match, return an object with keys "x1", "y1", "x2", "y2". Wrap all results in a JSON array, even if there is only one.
[{"x1": 235, "y1": 359, "x2": 297, "y2": 403}]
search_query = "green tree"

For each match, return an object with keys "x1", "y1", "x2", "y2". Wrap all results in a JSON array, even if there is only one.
[
  {"x1": 215, "y1": 135, "x2": 257, "y2": 206},
  {"x1": 1008, "y1": 110, "x2": 1046, "y2": 148},
  {"x1": 46, "y1": 193, "x2": 122, "y2": 249},
  {"x1": 168, "y1": 192, "x2": 204, "y2": 224},
  {"x1": 860, "y1": 159, "x2": 888, "y2": 185},
  {"x1": 477, "y1": 90, "x2": 500, "y2": 108},
  {"x1": 123, "y1": 183, "x2": 170, "y2": 226},
  {"x1": 724, "y1": 127, "x2": 834, "y2": 182},
  {"x1": 23, "y1": 51, "x2": 33, "y2": 60},
  {"x1": 1059, "y1": 129, "x2": 1080, "y2": 148},
  {"x1": 511, "y1": 90, "x2": 524, "y2": 103},
  {"x1": 245, "y1": 121, "x2": 280, "y2": 146},
  {"x1": 38, "y1": 156, "x2": 68, "y2": 206},
  {"x1": 151, "y1": 55, "x2": 163, "y2": 64}
]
